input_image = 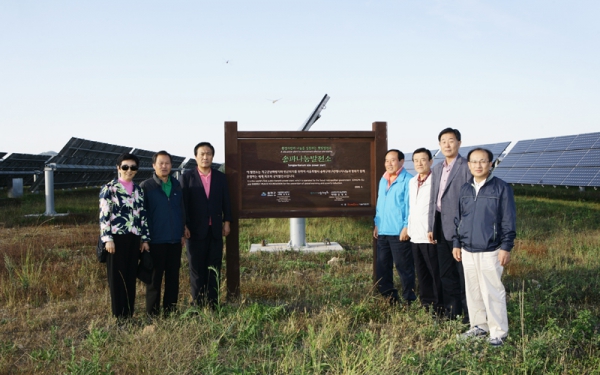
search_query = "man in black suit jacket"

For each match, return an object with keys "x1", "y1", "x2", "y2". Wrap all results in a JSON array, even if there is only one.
[
  {"x1": 427, "y1": 128, "x2": 472, "y2": 321},
  {"x1": 180, "y1": 142, "x2": 232, "y2": 308}
]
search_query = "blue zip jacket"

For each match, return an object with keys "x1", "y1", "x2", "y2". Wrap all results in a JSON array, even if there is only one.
[
  {"x1": 453, "y1": 175, "x2": 516, "y2": 252},
  {"x1": 374, "y1": 168, "x2": 412, "y2": 235},
  {"x1": 140, "y1": 174, "x2": 186, "y2": 244}
]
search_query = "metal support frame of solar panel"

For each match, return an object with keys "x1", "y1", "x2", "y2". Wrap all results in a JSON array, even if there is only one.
[
  {"x1": 432, "y1": 142, "x2": 510, "y2": 166},
  {"x1": 403, "y1": 149, "x2": 439, "y2": 176},
  {"x1": 0, "y1": 152, "x2": 7, "y2": 160},
  {"x1": 492, "y1": 132, "x2": 600, "y2": 187},
  {"x1": 0, "y1": 153, "x2": 52, "y2": 188}
]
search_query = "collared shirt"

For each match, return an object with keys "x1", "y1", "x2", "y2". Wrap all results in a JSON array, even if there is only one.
[
  {"x1": 383, "y1": 168, "x2": 401, "y2": 190},
  {"x1": 473, "y1": 175, "x2": 492, "y2": 196},
  {"x1": 197, "y1": 169, "x2": 212, "y2": 198},
  {"x1": 436, "y1": 157, "x2": 457, "y2": 212},
  {"x1": 198, "y1": 168, "x2": 212, "y2": 225},
  {"x1": 161, "y1": 176, "x2": 172, "y2": 197},
  {"x1": 417, "y1": 171, "x2": 431, "y2": 192}
]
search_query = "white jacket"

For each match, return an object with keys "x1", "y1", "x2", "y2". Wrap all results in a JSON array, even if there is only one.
[{"x1": 407, "y1": 174, "x2": 432, "y2": 244}]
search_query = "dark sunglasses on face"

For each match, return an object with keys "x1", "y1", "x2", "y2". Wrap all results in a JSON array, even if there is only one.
[{"x1": 120, "y1": 165, "x2": 139, "y2": 171}]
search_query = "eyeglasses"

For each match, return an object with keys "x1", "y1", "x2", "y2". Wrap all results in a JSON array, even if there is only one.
[
  {"x1": 469, "y1": 160, "x2": 490, "y2": 165},
  {"x1": 120, "y1": 165, "x2": 139, "y2": 171}
]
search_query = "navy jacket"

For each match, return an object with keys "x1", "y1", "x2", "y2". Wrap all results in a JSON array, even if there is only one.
[
  {"x1": 140, "y1": 174, "x2": 185, "y2": 244},
  {"x1": 453, "y1": 176, "x2": 516, "y2": 253},
  {"x1": 179, "y1": 168, "x2": 232, "y2": 240}
]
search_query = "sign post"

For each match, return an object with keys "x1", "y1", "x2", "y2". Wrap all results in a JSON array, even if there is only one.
[{"x1": 224, "y1": 122, "x2": 387, "y2": 298}]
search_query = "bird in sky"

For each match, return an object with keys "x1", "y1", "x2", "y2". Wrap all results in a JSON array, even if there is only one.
[{"x1": 267, "y1": 98, "x2": 282, "y2": 104}]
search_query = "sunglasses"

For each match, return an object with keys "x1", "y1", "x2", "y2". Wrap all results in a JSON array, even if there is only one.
[{"x1": 120, "y1": 165, "x2": 139, "y2": 171}]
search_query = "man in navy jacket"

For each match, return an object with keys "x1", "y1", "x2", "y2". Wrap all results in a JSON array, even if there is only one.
[
  {"x1": 141, "y1": 151, "x2": 186, "y2": 316},
  {"x1": 453, "y1": 148, "x2": 516, "y2": 347},
  {"x1": 179, "y1": 142, "x2": 232, "y2": 308}
]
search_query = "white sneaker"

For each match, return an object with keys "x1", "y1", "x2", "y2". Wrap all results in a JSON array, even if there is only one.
[
  {"x1": 489, "y1": 336, "x2": 507, "y2": 347},
  {"x1": 458, "y1": 326, "x2": 488, "y2": 339}
]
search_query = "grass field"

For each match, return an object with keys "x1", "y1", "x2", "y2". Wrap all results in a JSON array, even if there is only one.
[{"x1": 0, "y1": 186, "x2": 599, "y2": 374}]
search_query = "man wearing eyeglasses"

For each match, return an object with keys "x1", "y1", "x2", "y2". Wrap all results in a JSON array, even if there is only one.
[
  {"x1": 453, "y1": 148, "x2": 516, "y2": 347},
  {"x1": 427, "y1": 128, "x2": 472, "y2": 321},
  {"x1": 180, "y1": 142, "x2": 232, "y2": 309}
]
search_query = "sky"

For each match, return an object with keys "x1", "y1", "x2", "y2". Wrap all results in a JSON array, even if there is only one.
[{"x1": 1, "y1": 0, "x2": 599, "y2": 163}]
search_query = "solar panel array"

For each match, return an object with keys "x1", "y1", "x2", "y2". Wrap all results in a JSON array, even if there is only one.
[
  {"x1": 0, "y1": 153, "x2": 53, "y2": 188},
  {"x1": 493, "y1": 132, "x2": 600, "y2": 187},
  {"x1": 26, "y1": 137, "x2": 187, "y2": 191}
]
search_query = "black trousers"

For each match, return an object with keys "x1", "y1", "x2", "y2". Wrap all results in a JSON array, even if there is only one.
[
  {"x1": 146, "y1": 242, "x2": 182, "y2": 315},
  {"x1": 186, "y1": 230, "x2": 223, "y2": 307},
  {"x1": 435, "y1": 211, "x2": 468, "y2": 320},
  {"x1": 375, "y1": 235, "x2": 416, "y2": 303},
  {"x1": 106, "y1": 233, "x2": 140, "y2": 319},
  {"x1": 411, "y1": 242, "x2": 443, "y2": 311}
]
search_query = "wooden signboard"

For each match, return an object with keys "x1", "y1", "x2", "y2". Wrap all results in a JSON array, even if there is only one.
[{"x1": 224, "y1": 122, "x2": 387, "y2": 297}]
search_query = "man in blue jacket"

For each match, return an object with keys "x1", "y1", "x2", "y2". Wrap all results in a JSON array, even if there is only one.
[
  {"x1": 453, "y1": 148, "x2": 516, "y2": 347},
  {"x1": 141, "y1": 151, "x2": 186, "y2": 316},
  {"x1": 373, "y1": 149, "x2": 416, "y2": 305}
]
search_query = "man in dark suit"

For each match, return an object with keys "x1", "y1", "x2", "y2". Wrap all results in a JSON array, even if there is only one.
[
  {"x1": 179, "y1": 142, "x2": 232, "y2": 308},
  {"x1": 427, "y1": 128, "x2": 472, "y2": 321}
]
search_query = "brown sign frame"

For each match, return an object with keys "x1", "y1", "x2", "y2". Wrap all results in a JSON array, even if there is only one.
[{"x1": 224, "y1": 121, "x2": 387, "y2": 297}]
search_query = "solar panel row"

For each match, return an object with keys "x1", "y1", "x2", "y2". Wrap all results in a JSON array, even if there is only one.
[
  {"x1": 493, "y1": 167, "x2": 600, "y2": 187},
  {"x1": 0, "y1": 153, "x2": 53, "y2": 188},
  {"x1": 18, "y1": 137, "x2": 188, "y2": 191},
  {"x1": 494, "y1": 132, "x2": 600, "y2": 187},
  {"x1": 507, "y1": 132, "x2": 600, "y2": 154}
]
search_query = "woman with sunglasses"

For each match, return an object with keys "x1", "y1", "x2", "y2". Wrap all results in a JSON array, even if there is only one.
[{"x1": 99, "y1": 153, "x2": 150, "y2": 320}]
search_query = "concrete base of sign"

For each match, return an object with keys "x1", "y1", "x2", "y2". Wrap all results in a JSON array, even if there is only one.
[{"x1": 249, "y1": 241, "x2": 344, "y2": 253}]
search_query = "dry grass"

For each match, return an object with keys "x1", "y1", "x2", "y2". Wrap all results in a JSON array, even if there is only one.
[{"x1": 1, "y1": 188, "x2": 600, "y2": 373}]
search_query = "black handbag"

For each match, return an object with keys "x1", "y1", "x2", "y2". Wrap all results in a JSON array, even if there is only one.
[
  {"x1": 96, "y1": 236, "x2": 107, "y2": 263},
  {"x1": 137, "y1": 250, "x2": 154, "y2": 284}
]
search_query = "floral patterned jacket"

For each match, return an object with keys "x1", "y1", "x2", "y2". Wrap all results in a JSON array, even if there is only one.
[{"x1": 99, "y1": 179, "x2": 150, "y2": 243}]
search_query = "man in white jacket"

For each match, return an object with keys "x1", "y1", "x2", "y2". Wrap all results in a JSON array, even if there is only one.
[{"x1": 408, "y1": 148, "x2": 443, "y2": 312}]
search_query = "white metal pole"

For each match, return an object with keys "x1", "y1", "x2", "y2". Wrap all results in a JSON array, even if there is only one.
[
  {"x1": 290, "y1": 218, "x2": 306, "y2": 248},
  {"x1": 44, "y1": 166, "x2": 57, "y2": 216}
]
